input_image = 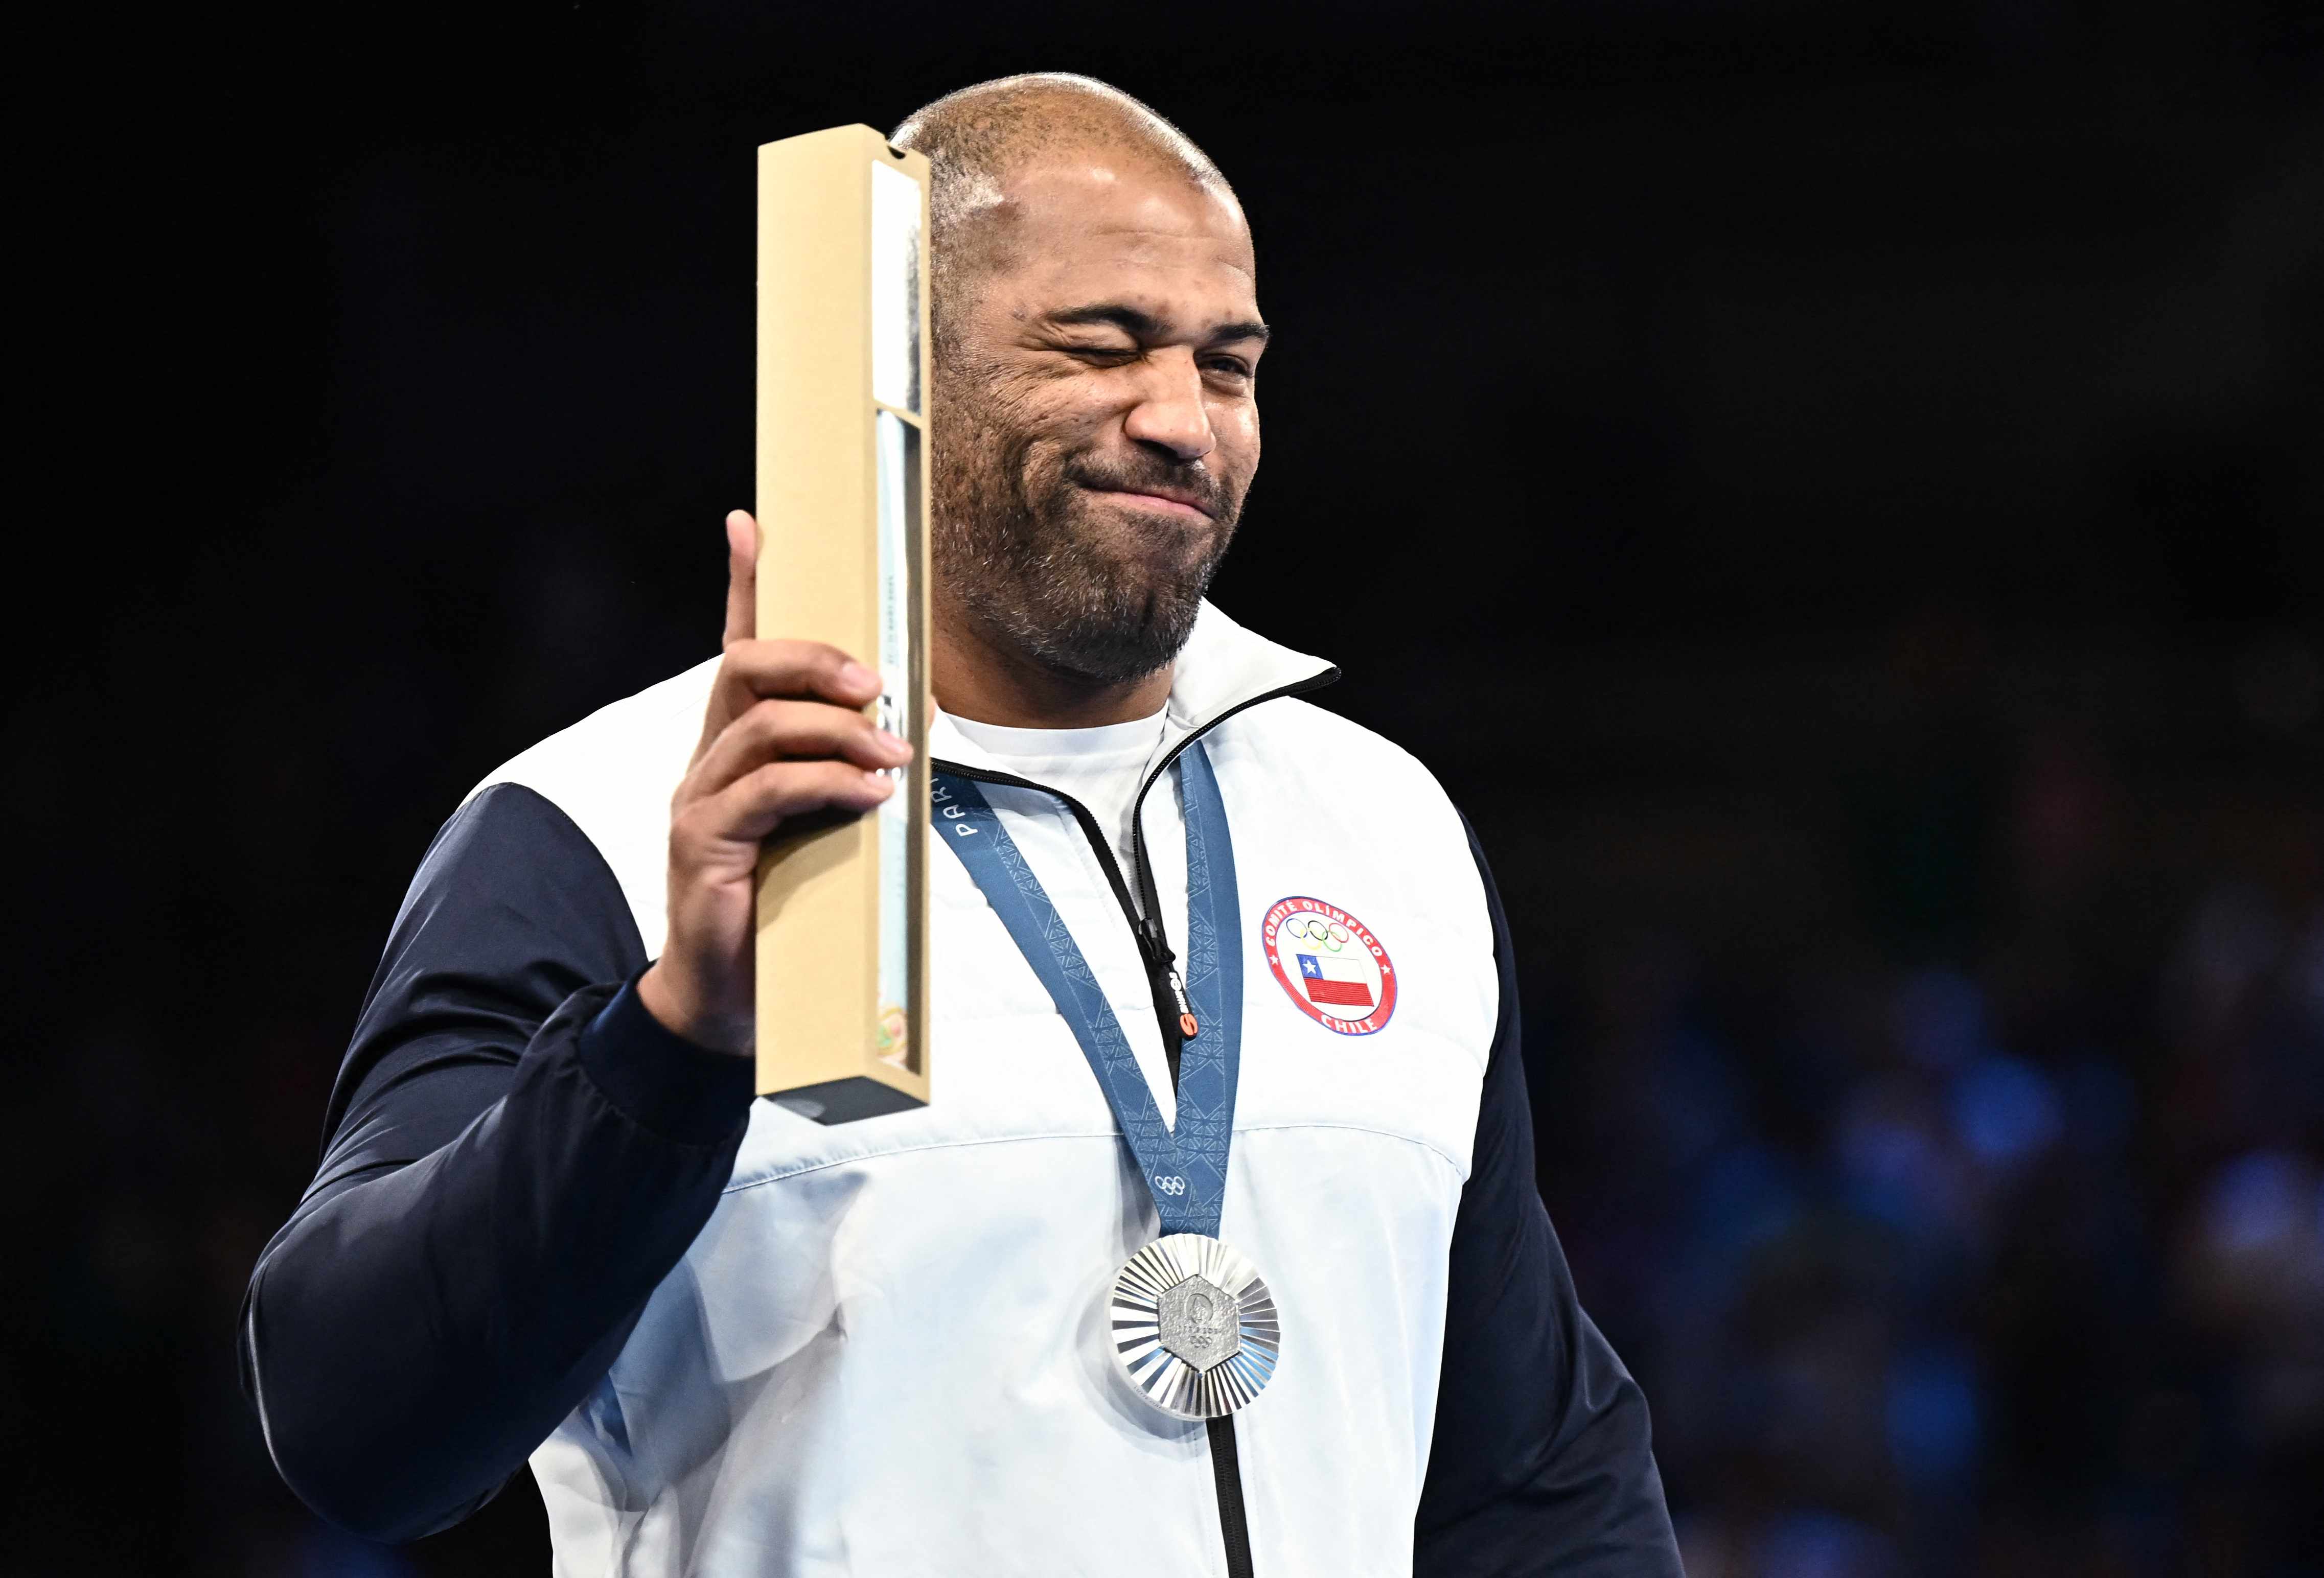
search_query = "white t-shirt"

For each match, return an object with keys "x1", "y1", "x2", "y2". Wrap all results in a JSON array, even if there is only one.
[
  {"x1": 939, "y1": 704, "x2": 1183, "y2": 1122},
  {"x1": 941, "y1": 708, "x2": 1171, "y2": 889}
]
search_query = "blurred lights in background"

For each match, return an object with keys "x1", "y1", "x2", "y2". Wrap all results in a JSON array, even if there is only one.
[{"x1": 11, "y1": 1, "x2": 2318, "y2": 1572}]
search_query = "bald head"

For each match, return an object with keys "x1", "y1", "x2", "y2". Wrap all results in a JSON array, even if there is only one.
[{"x1": 892, "y1": 74, "x2": 1240, "y2": 335}]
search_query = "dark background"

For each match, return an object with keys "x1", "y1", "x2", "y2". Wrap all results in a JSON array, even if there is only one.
[{"x1": 10, "y1": 2, "x2": 2321, "y2": 1573}]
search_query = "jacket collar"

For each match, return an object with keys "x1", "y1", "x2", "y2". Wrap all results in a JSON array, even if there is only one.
[{"x1": 928, "y1": 600, "x2": 1339, "y2": 777}]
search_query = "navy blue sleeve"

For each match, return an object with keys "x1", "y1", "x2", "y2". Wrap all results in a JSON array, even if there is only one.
[
  {"x1": 239, "y1": 783, "x2": 755, "y2": 1542},
  {"x1": 1414, "y1": 822, "x2": 1682, "y2": 1575}
]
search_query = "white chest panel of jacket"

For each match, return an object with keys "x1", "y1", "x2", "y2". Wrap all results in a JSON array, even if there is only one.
[{"x1": 476, "y1": 605, "x2": 1499, "y2": 1577}]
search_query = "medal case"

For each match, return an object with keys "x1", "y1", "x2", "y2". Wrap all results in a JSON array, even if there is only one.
[{"x1": 752, "y1": 125, "x2": 933, "y2": 1121}]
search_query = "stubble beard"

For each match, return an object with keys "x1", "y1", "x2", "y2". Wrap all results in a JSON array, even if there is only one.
[{"x1": 931, "y1": 373, "x2": 1244, "y2": 688}]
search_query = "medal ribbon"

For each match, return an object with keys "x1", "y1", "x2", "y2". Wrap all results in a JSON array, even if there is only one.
[{"x1": 932, "y1": 742, "x2": 1242, "y2": 1238}]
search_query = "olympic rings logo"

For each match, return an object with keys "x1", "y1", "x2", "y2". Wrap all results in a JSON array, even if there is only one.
[
  {"x1": 1153, "y1": 1174, "x2": 1187, "y2": 1196},
  {"x1": 1282, "y1": 916, "x2": 1353, "y2": 951}
]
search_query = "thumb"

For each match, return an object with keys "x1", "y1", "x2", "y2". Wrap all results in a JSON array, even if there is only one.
[{"x1": 722, "y1": 509, "x2": 758, "y2": 646}]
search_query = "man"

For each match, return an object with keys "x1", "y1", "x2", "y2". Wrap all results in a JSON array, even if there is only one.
[{"x1": 242, "y1": 74, "x2": 1680, "y2": 1575}]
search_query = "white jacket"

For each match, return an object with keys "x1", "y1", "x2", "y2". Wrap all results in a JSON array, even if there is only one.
[{"x1": 244, "y1": 603, "x2": 1677, "y2": 1576}]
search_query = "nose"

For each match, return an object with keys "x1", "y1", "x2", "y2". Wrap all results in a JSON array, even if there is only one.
[{"x1": 1121, "y1": 347, "x2": 1215, "y2": 463}]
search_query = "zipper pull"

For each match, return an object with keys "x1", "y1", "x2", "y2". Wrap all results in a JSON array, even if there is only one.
[{"x1": 1167, "y1": 968, "x2": 1199, "y2": 1040}]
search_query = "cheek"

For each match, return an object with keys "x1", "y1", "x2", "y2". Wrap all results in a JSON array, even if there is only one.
[
  {"x1": 995, "y1": 370, "x2": 1116, "y2": 454},
  {"x1": 1214, "y1": 402, "x2": 1260, "y2": 480}
]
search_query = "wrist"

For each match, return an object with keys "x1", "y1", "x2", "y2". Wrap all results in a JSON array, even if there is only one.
[{"x1": 637, "y1": 960, "x2": 751, "y2": 1058}]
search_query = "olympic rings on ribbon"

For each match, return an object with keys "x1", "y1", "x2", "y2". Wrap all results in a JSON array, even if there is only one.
[{"x1": 1282, "y1": 916, "x2": 1352, "y2": 950}]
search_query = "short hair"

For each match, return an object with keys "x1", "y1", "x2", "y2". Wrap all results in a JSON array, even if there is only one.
[{"x1": 891, "y1": 74, "x2": 1233, "y2": 338}]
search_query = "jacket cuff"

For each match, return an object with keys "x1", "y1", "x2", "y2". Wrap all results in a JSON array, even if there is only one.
[{"x1": 576, "y1": 976, "x2": 755, "y2": 1145}]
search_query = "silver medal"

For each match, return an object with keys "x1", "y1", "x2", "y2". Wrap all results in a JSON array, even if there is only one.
[{"x1": 1109, "y1": 1233, "x2": 1280, "y2": 1419}]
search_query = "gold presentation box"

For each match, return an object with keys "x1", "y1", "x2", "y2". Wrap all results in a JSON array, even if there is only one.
[{"x1": 752, "y1": 125, "x2": 932, "y2": 1122}]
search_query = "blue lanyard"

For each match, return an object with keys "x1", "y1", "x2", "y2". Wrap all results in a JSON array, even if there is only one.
[{"x1": 932, "y1": 742, "x2": 1242, "y2": 1237}]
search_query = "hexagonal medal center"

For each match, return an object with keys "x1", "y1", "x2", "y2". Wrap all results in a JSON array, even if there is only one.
[{"x1": 1157, "y1": 1274, "x2": 1241, "y2": 1372}]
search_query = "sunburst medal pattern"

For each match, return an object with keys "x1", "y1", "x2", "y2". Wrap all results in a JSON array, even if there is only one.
[{"x1": 1110, "y1": 1233, "x2": 1281, "y2": 1420}]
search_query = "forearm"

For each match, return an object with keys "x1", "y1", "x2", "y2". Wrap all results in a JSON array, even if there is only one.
[{"x1": 242, "y1": 979, "x2": 752, "y2": 1541}]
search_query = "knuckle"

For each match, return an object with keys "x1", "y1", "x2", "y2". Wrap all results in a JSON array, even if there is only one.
[
  {"x1": 749, "y1": 760, "x2": 800, "y2": 803},
  {"x1": 722, "y1": 638, "x2": 779, "y2": 678},
  {"x1": 726, "y1": 639, "x2": 848, "y2": 698},
  {"x1": 746, "y1": 697, "x2": 791, "y2": 739},
  {"x1": 808, "y1": 646, "x2": 857, "y2": 689},
  {"x1": 782, "y1": 700, "x2": 859, "y2": 754}
]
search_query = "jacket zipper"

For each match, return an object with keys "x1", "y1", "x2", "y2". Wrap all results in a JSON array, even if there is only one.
[
  {"x1": 931, "y1": 665, "x2": 1336, "y2": 1578},
  {"x1": 932, "y1": 668, "x2": 1339, "y2": 1073}
]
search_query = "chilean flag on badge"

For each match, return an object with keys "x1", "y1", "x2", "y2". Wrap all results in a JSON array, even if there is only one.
[
  {"x1": 1264, "y1": 896, "x2": 1397, "y2": 1035},
  {"x1": 1297, "y1": 953, "x2": 1375, "y2": 1008}
]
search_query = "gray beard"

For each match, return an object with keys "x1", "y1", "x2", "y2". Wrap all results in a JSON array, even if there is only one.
[{"x1": 932, "y1": 391, "x2": 1241, "y2": 686}]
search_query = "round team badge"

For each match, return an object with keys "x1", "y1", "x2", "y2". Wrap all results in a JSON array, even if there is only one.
[{"x1": 1260, "y1": 896, "x2": 1397, "y2": 1035}]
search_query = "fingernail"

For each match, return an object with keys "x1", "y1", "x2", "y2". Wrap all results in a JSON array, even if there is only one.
[
  {"x1": 877, "y1": 729, "x2": 911, "y2": 757},
  {"x1": 863, "y1": 769, "x2": 896, "y2": 794},
  {"x1": 840, "y1": 660, "x2": 879, "y2": 691}
]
